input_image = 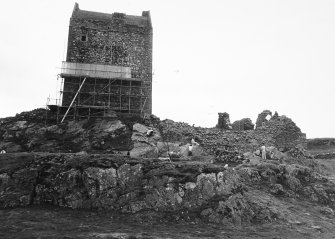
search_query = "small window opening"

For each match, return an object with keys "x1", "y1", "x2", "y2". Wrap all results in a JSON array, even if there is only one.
[{"x1": 81, "y1": 35, "x2": 87, "y2": 42}]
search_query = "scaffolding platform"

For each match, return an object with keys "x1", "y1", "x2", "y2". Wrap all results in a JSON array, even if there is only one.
[
  {"x1": 48, "y1": 104, "x2": 143, "y2": 122},
  {"x1": 47, "y1": 61, "x2": 151, "y2": 123},
  {"x1": 60, "y1": 61, "x2": 132, "y2": 79}
]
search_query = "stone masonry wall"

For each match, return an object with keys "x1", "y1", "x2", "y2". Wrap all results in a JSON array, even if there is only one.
[
  {"x1": 156, "y1": 114, "x2": 306, "y2": 154},
  {"x1": 63, "y1": 4, "x2": 152, "y2": 114}
]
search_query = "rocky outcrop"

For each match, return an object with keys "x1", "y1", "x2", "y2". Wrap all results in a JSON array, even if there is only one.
[
  {"x1": 0, "y1": 152, "x2": 334, "y2": 226},
  {"x1": 0, "y1": 110, "x2": 134, "y2": 154},
  {"x1": 130, "y1": 123, "x2": 161, "y2": 158}
]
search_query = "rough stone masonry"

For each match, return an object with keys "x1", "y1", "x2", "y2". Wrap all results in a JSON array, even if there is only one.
[{"x1": 61, "y1": 3, "x2": 153, "y2": 114}]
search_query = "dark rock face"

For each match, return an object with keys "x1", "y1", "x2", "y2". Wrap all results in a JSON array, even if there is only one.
[
  {"x1": 0, "y1": 110, "x2": 133, "y2": 154},
  {"x1": 0, "y1": 153, "x2": 249, "y2": 224},
  {"x1": 1, "y1": 152, "x2": 334, "y2": 226},
  {"x1": 217, "y1": 112, "x2": 231, "y2": 130},
  {"x1": 232, "y1": 118, "x2": 254, "y2": 131},
  {"x1": 130, "y1": 123, "x2": 161, "y2": 158},
  {"x1": 0, "y1": 168, "x2": 37, "y2": 207}
]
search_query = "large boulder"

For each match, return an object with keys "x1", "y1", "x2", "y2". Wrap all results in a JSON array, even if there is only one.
[
  {"x1": 266, "y1": 146, "x2": 287, "y2": 160},
  {"x1": 90, "y1": 119, "x2": 130, "y2": 152},
  {"x1": 117, "y1": 164, "x2": 143, "y2": 190},
  {"x1": 94, "y1": 119, "x2": 126, "y2": 134},
  {"x1": 131, "y1": 123, "x2": 161, "y2": 143},
  {"x1": 83, "y1": 167, "x2": 118, "y2": 208},
  {"x1": 157, "y1": 141, "x2": 181, "y2": 157},
  {"x1": 0, "y1": 169, "x2": 38, "y2": 207},
  {"x1": 130, "y1": 123, "x2": 161, "y2": 158},
  {"x1": 130, "y1": 142, "x2": 159, "y2": 158}
]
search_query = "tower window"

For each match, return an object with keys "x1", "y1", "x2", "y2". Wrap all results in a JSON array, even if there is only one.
[{"x1": 81, "y1": 35, "x2": 87, "y2": 42}]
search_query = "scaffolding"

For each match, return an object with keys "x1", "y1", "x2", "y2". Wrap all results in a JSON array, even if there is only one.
[{"x1": 48, "y1": 62, "x2": 151, "y2": 122}]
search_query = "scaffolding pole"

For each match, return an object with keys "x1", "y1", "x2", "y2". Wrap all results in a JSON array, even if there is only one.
[{"x1": 61, "y1": 77, "x2": 87, "y2": 123}]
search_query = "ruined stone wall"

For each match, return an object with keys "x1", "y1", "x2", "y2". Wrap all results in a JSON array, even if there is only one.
[
  {"x1": 231, "y1": 118, "x2": 254, "y2": 131},
  {"x1": 216, "y1": 112, "x2": 231, "y2": 129},
  {"x1": 66, "y1": 16, "x2": 152, "y2": 79},
  {"x1": 255, "y1": 110, "x2": 272, "y2": 128},
  {"x1": 157, "y1": 115, "x2": 306, "y2": 154},
  {"x1": 257, "y1": 116, "x2": 307, "y2": 150}
]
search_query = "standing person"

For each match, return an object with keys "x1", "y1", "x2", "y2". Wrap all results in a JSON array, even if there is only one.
[
  {"x1": 260, "y1": 145, "x2": 266, "y2": 160},
  {"x1": 188, "y1": 144, "x2": 193, "y2": 156}
]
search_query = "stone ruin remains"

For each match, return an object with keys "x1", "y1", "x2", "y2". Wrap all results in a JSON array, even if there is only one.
[
  {"x1": 217, "y1": 112, "x2": 231, "y2": 129},
  {"x1": 213, "y1": 110, "x2": 306, "y2": 151},
  {"x1": 255, "y1": 110, "x2": 273, "y2": 128},
  {"x1": 231, "y1": 118, "x2": 254, "y2": 131}
]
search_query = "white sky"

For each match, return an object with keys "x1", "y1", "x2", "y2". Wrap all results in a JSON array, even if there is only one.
[{"x1": 1, "y1": 0, "x2": 334, "y2": 138}]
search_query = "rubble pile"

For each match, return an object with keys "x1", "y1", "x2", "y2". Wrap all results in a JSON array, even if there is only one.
[
  {"x1": 214, "y1": 148, "x2": 247, "y2": 166},
  {"x1": 158, "y1": 119, "x2": 197, "y2": 143},
  {"x1": 288, "y1": 145, "x2": 312, "y2": 159}
]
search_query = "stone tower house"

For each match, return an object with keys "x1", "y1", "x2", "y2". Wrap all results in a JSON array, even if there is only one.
[{"x1": 59, "y1": 3, "x2": 152, "y2": 117}]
